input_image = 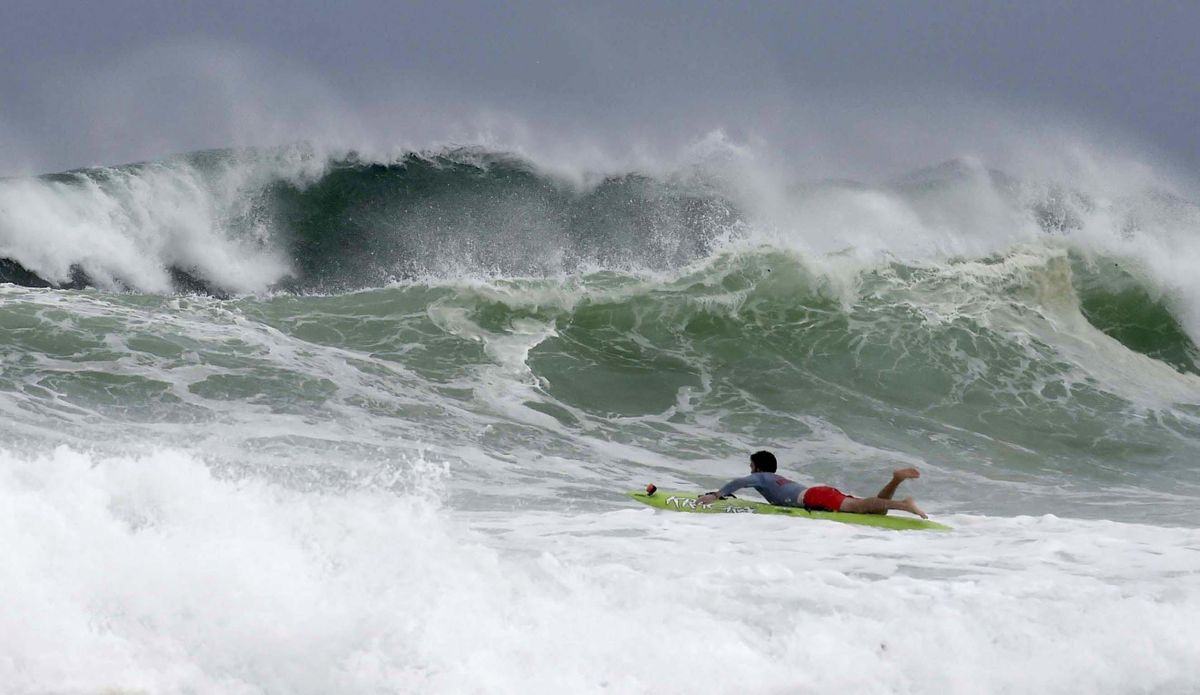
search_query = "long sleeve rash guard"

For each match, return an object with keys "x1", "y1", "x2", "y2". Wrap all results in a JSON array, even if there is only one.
[{"x1": 716, "y1": 472, "x2": 807, "y2": 507}]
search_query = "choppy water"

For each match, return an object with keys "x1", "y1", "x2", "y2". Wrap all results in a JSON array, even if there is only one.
[{"x1": 2, "y1": 147, "x2": 1199, "y2": 693}]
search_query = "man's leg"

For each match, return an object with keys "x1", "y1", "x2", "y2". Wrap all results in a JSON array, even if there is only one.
[
  {"x1": 840, "y1": 496, "x2": 927, "y2": 519},
  {"x1": 876, "y1": 468, "x2": 920, "y2": 500}
]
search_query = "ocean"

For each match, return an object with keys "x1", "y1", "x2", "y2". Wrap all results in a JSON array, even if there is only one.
[{"x1": 1, "y1": 144, "x2": 1198, "y2": 693}]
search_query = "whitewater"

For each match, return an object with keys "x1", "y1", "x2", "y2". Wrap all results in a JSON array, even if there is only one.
[{"x1": 1, "y1": 144, "x2": 1199, "y2": 694}]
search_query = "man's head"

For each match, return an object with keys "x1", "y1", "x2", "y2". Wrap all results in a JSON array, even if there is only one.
[{"x1": 750, "y1": 450, "x2": 777, "y2": 473}]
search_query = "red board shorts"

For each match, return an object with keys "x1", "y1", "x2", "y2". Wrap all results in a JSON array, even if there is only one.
[{"x1": 802, "y1": 486, "x2": 852, "y2": 512}]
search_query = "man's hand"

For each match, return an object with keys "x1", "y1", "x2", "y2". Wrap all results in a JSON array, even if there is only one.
[{"x1": 697, "y1": 493, "x2": 719, "y2": 505}]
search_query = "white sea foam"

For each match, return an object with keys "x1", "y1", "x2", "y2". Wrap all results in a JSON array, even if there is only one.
[
  {"x1": 1, "y1": 445, "x2": 1197, "y2": 694},
  {"x1": 0, "y1": 148, "x2": 322, "y2": 294}
]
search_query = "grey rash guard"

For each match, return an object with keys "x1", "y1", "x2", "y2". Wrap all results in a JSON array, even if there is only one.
[{"x1": 716, "y1": 472, "x2": 807, "y2": 507}]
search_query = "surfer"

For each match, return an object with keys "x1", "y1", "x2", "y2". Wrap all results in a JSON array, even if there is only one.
[{"x1": 696, "y1": 450, "x2": 927, "y2": 518}]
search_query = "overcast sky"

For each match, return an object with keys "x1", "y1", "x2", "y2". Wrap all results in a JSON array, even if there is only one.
[{"x1": 2, "y1": 1, "x2": 1197, "y2": 181}]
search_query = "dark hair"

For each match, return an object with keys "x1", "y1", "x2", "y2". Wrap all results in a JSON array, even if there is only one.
[{"x1": 750, "y1": 450, "x2": 777, "y2": 473}]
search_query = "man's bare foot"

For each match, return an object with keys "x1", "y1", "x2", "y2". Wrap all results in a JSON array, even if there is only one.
[
  {"x1": 893, "y1": 467, "x2": 921, "y2": 480},
  {"x1": 896, "y1": 497, "x2": 928, "y2": 519}
]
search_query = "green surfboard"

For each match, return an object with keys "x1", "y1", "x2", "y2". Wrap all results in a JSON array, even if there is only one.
[{"x1": 628, "y1": 489, "x2": 951, "y2": 531}]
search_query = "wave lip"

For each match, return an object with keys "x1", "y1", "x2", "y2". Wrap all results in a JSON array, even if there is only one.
[
  {"x1": 6, "y1": 148, "x2": 1198, "y2": 299},
  {"x1": 0, "y1": 146, "x2": 741, "y2": 295},
  {"x1": 269, "y1": 148, "x2": 738, "y2": 291},
  {"x1": 0, "y1": 148, "x2": 309, "y2": 294}
]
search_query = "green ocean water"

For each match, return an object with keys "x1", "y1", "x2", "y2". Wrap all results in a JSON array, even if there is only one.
[{"x1": 4, "y1": 246, "x2": 1198, "y2": 523}]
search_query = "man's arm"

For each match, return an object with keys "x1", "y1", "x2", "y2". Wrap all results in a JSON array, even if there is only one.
[{"x1": 697, "y1": 475, "x2": 757, "y2": 504}]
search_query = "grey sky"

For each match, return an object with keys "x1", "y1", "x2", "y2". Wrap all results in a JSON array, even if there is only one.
[{"x1": 2, "y1": 1, "x2": 1197, "y2": 180}]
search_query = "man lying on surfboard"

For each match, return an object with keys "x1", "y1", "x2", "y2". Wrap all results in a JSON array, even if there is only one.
[{"x1": 696, "y1": 450, "x2": 928, "y2": 518}]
